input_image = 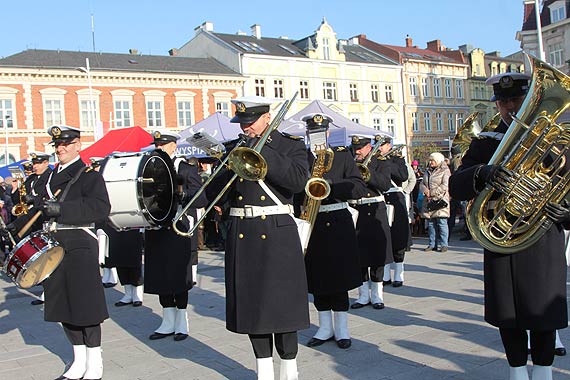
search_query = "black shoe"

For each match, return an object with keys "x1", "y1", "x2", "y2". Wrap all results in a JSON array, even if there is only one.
[
  {"x1": 103, "y1": 282, "x2": 117, "y2": 288},
  {"x1": 114, "y1": 301, "x2": 133, "y2": 307},
  {"x1": 54, "y1": 376, "x2": 83, "y2": 380},
  {"x1": 555, "y1": 347, "x2": 567, "y2": 356},
  {"x1": 336, "y1": 339, "x2": 351, "y2": 349},
  {"x1": 132, "y1": 301, "x2": 143, "y2": 307},
  {"x1": 307, "y1": 336, "x2": 334, "y2": 347},
  {"x1": 174, "y1": 333, "x2": 188, "y2": 341},
  {"x1": 439, "y1": 247, "x2": 448, "y2": 253},
  {"x1": 31, "y1": 299, "x2": 44, "y2": 305},
  {"x1": 350, "y1": 301, "x2": 369, "y2": 309},
  {"x1": 383, "y1": 280, "x2": 392, "y2": 286},
  {"x1": 392, "y1": 281, "x2": 403, "y2": 288},
  {"x1": 423, "y1": 247, "x2": 435, "y2": 252},
  {"x1": 372, "y1": 302, "x2": 385, "y2": 310},
  {"x1": 149, "y1": 332, "x2": 174, "y2": 340}
]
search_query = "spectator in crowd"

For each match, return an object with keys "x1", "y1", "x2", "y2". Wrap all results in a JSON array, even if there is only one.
[{"x1": 420, "y1": 152, "x2": 451, "y2": 252}]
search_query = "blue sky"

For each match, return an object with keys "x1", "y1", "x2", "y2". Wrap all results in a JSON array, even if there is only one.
[{"x1": 1, "y1": 0, "x2": 525, "y2": 58}]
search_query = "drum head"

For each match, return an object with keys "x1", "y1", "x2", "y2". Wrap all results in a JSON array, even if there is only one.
[
  {"x1": 18, "y1": 246, "x2": 64, "y2": 289},
  {"x1": 138, "y1": 149, "x2": 176, "y2": 225}
]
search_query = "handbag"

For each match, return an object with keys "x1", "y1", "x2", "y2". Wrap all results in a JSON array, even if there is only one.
[{"x1": 426, "y1": 198, "x2": 448, "y2": 212}]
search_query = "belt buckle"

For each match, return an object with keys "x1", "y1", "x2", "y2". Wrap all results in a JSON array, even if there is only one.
[{"x1": 243, "y1": 206, "x2": 255, "y2": 218}]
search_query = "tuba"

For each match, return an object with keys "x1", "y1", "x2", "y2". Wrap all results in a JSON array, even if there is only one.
[
  {"x1": 451, "y1": 112, "x2": 501, "y2": 159},
  {"x1": 466, "y1": 55, "x2": 570, "y2": 254}
]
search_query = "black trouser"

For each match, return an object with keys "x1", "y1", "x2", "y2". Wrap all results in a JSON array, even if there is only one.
[
  {"x1": 499, "y1": 328, "x2": 555, "y2": 366},
  {"x1": 117, "y1": 266, "x2": 143, "y2": 286},
  {"x1": 62, "y1": 323, "x2": 101, "y2": 347},
  {"x1": 248, "y1": 331, "x2": 298, "y2": 359},
  {"x1": 159, "y1": 291, "x2": 188, "y2": 309},
  {"x1": 313, "y1": 292, "x2": 349, "y2": 312},
  {"x1": 360, "y1": 266, "x2": 384, "y2": 282},
  {"x1": 393, "y1": 249, "x2": 405, "y2": 263}
]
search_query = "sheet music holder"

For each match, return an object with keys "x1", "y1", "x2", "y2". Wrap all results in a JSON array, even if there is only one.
[{"x1": 186, "y1": 132, "x2": 225, "y2": 158}]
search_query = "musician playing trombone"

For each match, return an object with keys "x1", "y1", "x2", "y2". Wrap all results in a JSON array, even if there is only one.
[
  {"x1": 349, "y1": 135, "x2": 394, "y2": 311},
  {"x1": 450, "y1": 72, "x2": 569, "y2": 380},
  {"x1": 208, "y1": 96, "x2": 309, "y2": 380}
]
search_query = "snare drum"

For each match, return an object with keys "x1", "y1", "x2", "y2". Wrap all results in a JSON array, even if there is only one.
[
  {"x1": 3, "y1": 231, "x2": 64, "y2": 289},
  {"x1": 100, "y1": 150, "x2": 176, "y2": 230}
]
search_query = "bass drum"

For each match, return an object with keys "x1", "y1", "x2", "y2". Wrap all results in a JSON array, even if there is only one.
[{"x1": 100, "y1": 150, "x2": 176, "y2": 230}]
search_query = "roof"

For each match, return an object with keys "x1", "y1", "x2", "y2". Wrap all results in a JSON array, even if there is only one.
[
  {"x1": 0, "y1": 49, "x2": 240, "y2": 76},
  {"x1": 522, "y1": 0, "x2": 565, "y2": 31}
]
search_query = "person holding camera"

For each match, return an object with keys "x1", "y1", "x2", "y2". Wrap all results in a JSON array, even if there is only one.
[{"x1": 420, "y1": 152, "x2": 451, "y2": 252}]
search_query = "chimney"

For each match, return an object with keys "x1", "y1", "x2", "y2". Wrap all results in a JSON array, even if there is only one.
[
  {"x1": 194, "y1": 21, "x2": 214, "y2": 35},
  {"x1": 426, "y1": 39, "x2": 442, "y2": 52},
  {"x1": 522, "y1": 0, "x2": 536, "y2": 29},
  {"x1": 168, "y1": 48, "x2": 178, "y2": 56},
  {"x1": 405, "y1": 35, "x2": 413, "y2": 48},
  {"x1": 251, "y1": 24, "x2": 261, "y2": 39},
  {"x1": 129, "y1": 48, "x2": 139, "y2": 55}
]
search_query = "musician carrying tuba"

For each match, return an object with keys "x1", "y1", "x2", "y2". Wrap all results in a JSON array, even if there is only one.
[{"x1": 449, "y1": 66, "x2": 570, "y2": 379}]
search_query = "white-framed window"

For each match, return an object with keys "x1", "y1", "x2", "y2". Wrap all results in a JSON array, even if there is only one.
[
  {"x1": 455, "y1": 80, "x2": 464, "y2": 99},
  {"x1": 255, "y1": 78, "x2": 265, "y2": 97},
  {"x1": 421, "y1": 77, "x2": 430, "y2": 97},
  {"x1": 216, "y1": 102, "x2": 230, "y2": 116},
  {"x1": 424, "y1": 112, "x2": 431, "y2": 132},
  {"x1": 444, "y1": 78, "x2": 452, "y2": 98},
  {"x1": 475, "y1": 63, "x2": 481, "y2": 76},
  {"x1": 548, "y1": 43, "x2": 564, "y2": 67},
  {"x1": 274, "y1": 79, "x2": 284, "y2": 99},
  {"x1": 551, "y1": 4, "x2": 566, "y2": 23},
  {"x1": 433, "y1": 78, "x2": 441, "y2": 98},
  {"x1": 323, "y1": 37, "x2": 331, "y2": 60},
  {"x1": 436, "y1": 112, "x2": 443, "y2": 131},
  {"x1": 299, "y1": 80, "x2": 310, "y2": 99},
  {"x1": 447, "y1": 113, "x2": 454, "y2": 132},
  {"x1": 350, "y1": 114, "x2": 361, "y2": 124},
  {"x1": 111, "y1": 89, "x2": 134, "y2": 128},
  {"x1": 175, "y1": 91, "x2": 195, "y2": 128},
  {"x1": 409, "y1": 77, "x2": 418, "y2": 97},
  {"x1": 371, "y1": 84, "x2": 379, "y2": 103},
  {"x1": 386, "y1": 117, "x2": 395, "y2": 135},
  {"x1": 412, "y1": 112, "x2": 419, "y2": 132},
  {"x1": 213, "y1": 91, "x2": 232, "y2": 118},
  {"x1": 76, "y1": 88, "x2": 101, "y2": 130},
  {"x1": 385, "y1": 85, "x2": 393, "y2": 102},
  {"x1": 40, "y1": 88, "x2": 66, "y2": 128},
  {"x1": 372, "y1": 116, "x2": 382, "y2": 130},
  {"x1": 0, "y1": 87, "x2": 17, "y2": 129},
  {"x1": 144, "y1": 90, "x2": 166, "y2": 129},
  {"x1": 456, "y1": 113, "x2": 464, "y2": 130},
  {"x1": 349, "y1": 83, "x2": 359, "y2": 102},
  {"x1": 323, "y1": 81, "x2": 337, "y2": 100}
]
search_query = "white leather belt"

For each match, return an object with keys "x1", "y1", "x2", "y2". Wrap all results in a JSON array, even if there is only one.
[
  {"x1": 319, "y1": 202, "x2": 349, "y2": 213},
  {"x1": 229, "y1": 204, "x2": 294, "y2": 218},
  {"x1": 54, "y1": 223, "x2": 95, "y2": 230},
  {"x1": 385, "y1": 187, "x2": 403, "y2": 193},
  {"x1": 348, "y1": 195, "x2": 385, "y2": 205}
]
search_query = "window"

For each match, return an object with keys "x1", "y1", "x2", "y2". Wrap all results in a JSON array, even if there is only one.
[
  {"x1": 349, "y1": 83, "x2": 359, "y2": 102},
  {"x1": 323, "y1": 81, "x2": 337, "y2": 100},
  {"x1": 255, "y1": 78, "x2": 265, "y2": 97},
  {"x1": 216, "y1": 102, "x2": 230, "y2": 117},
  {"x1": 386, "y1": 118, "x2": 395, "y2": 135},
  {"x1": 351, "y1": 116, "x2": 360, "y2": 123},
  {"x1": 370, "y1": 84, "x2": 379, "y2": 103},
  {"x1": 424, "y1": 112, "x2": 431, "y2": 132},
  {"x1": 444, "y1": 78, "x2": 452, "y2": 98},
  {"x1": 44, "y1": 99, "x2": 63, "y2": 127},
  {"x1": 372, "y1": 117, "x2": 382, "y2": 130},
  {"x1": 548, "y1": 43, "x2": 564, "y2": 67},
  {"x1": 421, "y1": 77, "x2": 430, "y2": 97},
  {"x1": 412, "y1": 112, "x2": 419, "y2": 132},
  {"x1": 475, "y1": 63, "x2": 481, "y2": 76},
  {"x1": 551, "y1": 5, "x2": 566, "y2": 23},
  {"x1": 409, "y1": 77, "x2": 418, "y2": 97},
  {"x1": 323, "y1": 37, "x2": 330, "y2": 60},
  {"x1": 274, "y1": 79, "x2": 284, "y2": 99},
  {"x1": 114, "y1": 100, "x2": 132, "y2": 128},
  {"x1": 0, "y1": 99, "x2": 14, "y2": 128},
  {"x1": 455, "y1": 79, "x2": 464, "y2": 99},
  {"x1": 80, "y1": 99, "x2": 98, "y2": 129},
  {"x1": 447, "y1": 113, "x2": 454, "y2": 132},
  {"x1": 433, "y1": 78, "x2": 441, "y2": 98},
  {"x1": 385, "y1": 85, "x2": 393, "y2": 102},
  {"x1": 436, "y1": 112, "x2": 443, "y2": 131},
  {"x1": 490, "y1": 63, "x2": 498, "y2": 76},
  {"x1": 457, "y1": 113, "x2": 464, "y2": 129},
  {"x1": 146, "y1": 101, "x2": 163, "y2": 128},
  {"x1": 212, "y1": 91, "x2": 232, "y2": 118},
  {"x1": 299, "y1": 80, "x2": 310, "y2": 99},
  {"x1": 177, "y1": 101, "x2": 193, "y2": 129}
]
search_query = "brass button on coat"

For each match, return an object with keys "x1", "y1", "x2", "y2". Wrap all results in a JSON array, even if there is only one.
[
  {"x1": 238, "y1": 195, "x2": 243, "y2": 200},
  {"x1": 326, "y1": 222, "x2": 331, "y2": 227},
  {"x1": 239, "y1": 233, "x2": 244, "y2": 239},
  {"x1": 261, "y1": 234, "x2": 267, "y2": 240},
  {"x1": 260, "y1": 195, "x2": 266, "y2": 201},
  {"x1": 260, "y1": 215, "x2": 267, "y2": 220},
  {"x1": 239, "y1": 178, "x2": 244, "y2": 182}
]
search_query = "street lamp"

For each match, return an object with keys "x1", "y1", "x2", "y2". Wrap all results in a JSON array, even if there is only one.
[
  {"x1": 3, "y1": 115, "x2": 11, "y2": 165},
  {"x1": 76, "y1": 58, "x2": 100, "y2": 140}
]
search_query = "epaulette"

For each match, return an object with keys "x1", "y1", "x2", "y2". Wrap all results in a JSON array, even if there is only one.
[
  {"x1": 334, "y1": 146, "x2": 347, "y2": 152},
  {"x1": 281, "y1": 132, "x2": 304, "y2": 141}
]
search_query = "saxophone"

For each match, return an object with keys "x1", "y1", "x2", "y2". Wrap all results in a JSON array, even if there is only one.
[
  {"x1": 300, "y1": 144, "x2": 334, "y2": 241},
  {"x1": 12, "y1": 177, "x2": 29, "y2": 216}
]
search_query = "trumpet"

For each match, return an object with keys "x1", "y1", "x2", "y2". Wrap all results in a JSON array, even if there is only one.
[
  {"x1": 172, "y1": 92, "x2": 299, "y2": 237},
  {"x1": 378, "y1": 144, "x2": 405, "y2": 160}
]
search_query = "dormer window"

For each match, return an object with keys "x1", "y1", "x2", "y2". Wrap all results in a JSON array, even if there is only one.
[
  {"x1": 323, "y1": 37, "x2": 330, "y2": 60},
  {"x1": 551, "y1": 3, "x2": 566, "y2": 23}
]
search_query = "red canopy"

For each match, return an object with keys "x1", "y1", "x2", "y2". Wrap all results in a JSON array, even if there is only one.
[{"x1": 80, "y1": 126, "x2": 153, "y2": 164}]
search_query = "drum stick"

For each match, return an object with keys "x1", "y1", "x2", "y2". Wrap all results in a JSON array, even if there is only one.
[
  {"x1": 17, "y1": 189, "x2": 62, "y2": 239},
  {"x1": 0, "y1": 215, "x2": 16, "y2": 246}
]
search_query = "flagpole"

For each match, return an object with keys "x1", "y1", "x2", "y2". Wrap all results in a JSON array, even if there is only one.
[{"x1": 535, "y1": 0, "x2": 546, "y2": 60}]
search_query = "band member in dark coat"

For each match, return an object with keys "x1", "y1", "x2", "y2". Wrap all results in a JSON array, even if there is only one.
[
  {"x1": 144, "y1": 130, "x2": 206, "y2": 342},
  {"x1": 27, "y1": 125, "x2": 110, "y2": 380},
  {"x1": 300, "y1": 114, "x2": 366, "y2": 351},
  {"x1": 209, "y1": 97, "x2": 309, "y2": 380},
  {"x1": 449, "y1": 72, "x2": 569, "y2": 380},
  {"x1": 349, "y1": 135, "x2": 393, "y2": 310},
  {"x1": 380, "y1": 138, "x2": 411, "y2": 287}
]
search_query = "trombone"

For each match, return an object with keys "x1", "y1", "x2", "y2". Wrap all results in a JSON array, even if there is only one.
[
  {"x1": 356, "y1": 135, "x2": 385, "y2": 182},
  {"x1": 172, "y1": 92, "x2": 299, "y2": 237}
]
